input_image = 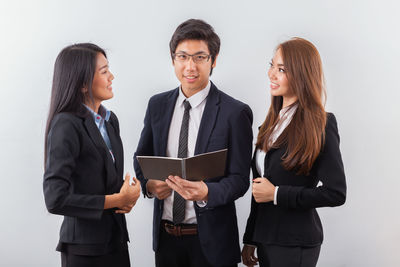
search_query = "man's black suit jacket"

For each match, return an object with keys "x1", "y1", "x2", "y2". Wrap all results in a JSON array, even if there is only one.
[
  {"x1": 243, "y1": 113, "x2": 346, "y2": 247},
  {"x1": 43, "y1": 110, "x2": 129, "y2": 248},
  {"x1": 134, "y1": 82, "x2": 253, "y2": 266}
]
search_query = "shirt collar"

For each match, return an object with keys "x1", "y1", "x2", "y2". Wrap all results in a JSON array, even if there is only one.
[
  {"x1": 279, "y1": 103, "x2": 298, "y2": 119},
  {"x1": 83, "y1": 104, "x2": 111, "y2": 122},
  {"x1": 177, "y1": 80, "x2": 211, "y2": 109}
]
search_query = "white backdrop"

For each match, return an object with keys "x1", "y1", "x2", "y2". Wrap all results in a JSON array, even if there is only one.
[{"x1": 1, "y1": 0, "x2": 399, "y2": 266}]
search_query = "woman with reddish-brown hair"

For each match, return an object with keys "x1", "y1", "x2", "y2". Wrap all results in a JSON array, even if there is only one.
[{"x1": 242, "y1": 37, "x2": 347, "y2": 267}]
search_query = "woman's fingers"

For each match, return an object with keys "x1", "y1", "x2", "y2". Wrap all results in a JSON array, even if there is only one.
[
  {"x1": 115, "y1": 209, "x2": 126, "y2": 214},
  {"x1": 242, "y1": 245, "x2": 258, "y2": 266},
  {"x1": 115, "y1": 203, "x2": 136, "y2": 214},
  {"x1": 123, "y1": 172, "x2": 131, "y2": 186},
  {"x1": 131, "y1": 176, "x2": 140, "y2": 186},
  {"x1": 252, "y1": 177, "x2": 265, "y2": 183}
]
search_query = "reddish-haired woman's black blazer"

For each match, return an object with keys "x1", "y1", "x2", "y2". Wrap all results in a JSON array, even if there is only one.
[{"x1": 243, "y1": 113, "x2": 346, "y2": 246}]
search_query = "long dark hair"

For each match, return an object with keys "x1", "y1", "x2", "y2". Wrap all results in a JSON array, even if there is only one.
[
  {"x1": 44, "y1": 43, "x2": 107, "y2": 164},
  {"x1": 256, "y1": 37, "x2": 327, "y2": 175}
]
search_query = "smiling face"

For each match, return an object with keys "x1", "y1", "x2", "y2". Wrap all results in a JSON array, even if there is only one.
[
  {"x1": 173, "y1": 39, "x2": 217, "y2": 98},
  {"x1": 268, "y1": 48, "x2": 297, "y2": 107},
  {"x1": 89, "y1": 53, "x2": 114, "y2": 111}
]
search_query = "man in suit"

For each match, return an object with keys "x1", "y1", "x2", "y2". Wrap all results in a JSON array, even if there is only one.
[{"x1": 134, "y1": 19, "x2": 253, "y2": 267}]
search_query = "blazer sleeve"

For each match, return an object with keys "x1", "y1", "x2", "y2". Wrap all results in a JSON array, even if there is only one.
[
  {"x1": 206, "y1": 105, "x2": 253, "y2": 208},
  {"x1": 243, "y1": 195, "x2": 259, "y2": 245},
  {"x1": 43, "y1": 114, "x2": 105, "y2": 220},
  {"x1": 277, "y1": 113, "x2": 347, "y2": 210},
  {"x1": 133, "y1": 99, "x2": 154, "y2": 197},
  {"x1": 243, "y1": 159, "x2": 261, "y2": 245},
  {"x1": 109, "y1": 111, "x2": 120, "y2": 135}
]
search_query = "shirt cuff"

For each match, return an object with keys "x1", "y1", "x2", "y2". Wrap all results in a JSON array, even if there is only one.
[
  {"x1": 145, "y1": 182, "x2": 155, "y2": 198},
  {"x1": 244, "y1": 243, "x2": 257, "y2": 248},
  {"x1": 274, "y1": 186, "x2": 279, "y2": 205},
  {"x1": 196, "y1": 200, "x2": 207, "y2": 207}
]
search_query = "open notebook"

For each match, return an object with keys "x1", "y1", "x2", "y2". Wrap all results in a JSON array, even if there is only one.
[{"x1": 136, "y1": 149, "x2": 227, "y2": 181}]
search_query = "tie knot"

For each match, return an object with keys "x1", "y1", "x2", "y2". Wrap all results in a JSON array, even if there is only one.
[{"x1": 183, "y1": 100, "x2": 191, "y2": 111}]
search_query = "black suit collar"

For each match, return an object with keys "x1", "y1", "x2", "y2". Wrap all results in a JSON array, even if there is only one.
[
  {"x1": 106, "y1": 121, "x2": 123, "y2": 180},
  {"x1": 195, "y1": 81, "x2": 221, "y2": 154},
  {"x1": 159, "y1": 81, "x2": 221, "y2": 156},
  {"x1": 83, "y1": 114, "x2": 118, "y2": 193}
]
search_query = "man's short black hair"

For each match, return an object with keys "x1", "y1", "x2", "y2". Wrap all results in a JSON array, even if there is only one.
[{"x1": 170, "y1": 19, "x2": 220, "y2": 74}]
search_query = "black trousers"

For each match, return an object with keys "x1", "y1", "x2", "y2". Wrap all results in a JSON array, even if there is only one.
[
  {"x1": 155, "y1": 223, "x2": 237, "y2": 267},
  {"x1": 61, "y1": 249, "x2": 130, "y2": 267},
  {"x1": 257, "y1": 244, "x2": 321, "y2": 267}
]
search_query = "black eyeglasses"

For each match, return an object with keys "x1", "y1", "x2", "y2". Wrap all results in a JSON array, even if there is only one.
[{"x1": 173, "y1": 52, "x2": 211, "y2": 64}]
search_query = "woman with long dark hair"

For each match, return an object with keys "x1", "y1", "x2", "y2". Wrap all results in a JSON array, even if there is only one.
[
  {"x1": 242, "y1": 38, "x2": 347, "y2": 267},
  {"x1": 43, "y1": 43, "x2": 140, "y2": 267}
]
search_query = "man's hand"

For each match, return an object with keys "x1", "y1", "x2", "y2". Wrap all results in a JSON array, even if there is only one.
[
  {"x1": 242, "y1": 244, "x2": 258, "y2": 267},
  {"x1": 165, "y1": 175, "x2": 208, "y2": 201},
  {"x1": 146, "y1": 180, "x2": 172, "y2": 200},
  {"x1": 252, "y1": 177, "x2": 275, "y2": 203}
]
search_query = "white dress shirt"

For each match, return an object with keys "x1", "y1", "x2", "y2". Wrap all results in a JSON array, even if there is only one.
[
  {"x1": 161, "y1": 81, "x2": 211, "y2": 224},
  {"x1": 255, "y1": 104, "x2": 298, "y2": 205}
]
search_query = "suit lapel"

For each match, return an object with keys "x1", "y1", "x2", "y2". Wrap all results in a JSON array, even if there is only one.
[
  {"x1": 159, "y1": 88, "x2": 179, "y2": 156},
  {"x1": 195, "y1": 82, "x2": 220, "y2": 155},
  {"x1": 84, "y1": 115, "x2": 108, "y2": 154},
  {"x1": 83, "y1": 115, "x2": 117, "y2": 191},
  {"x1": 251, "y1": 148, "x2": 260, "y2": 178},
  {"x1": 106, "y1": 120, "x2": 123, "y2": 177}
]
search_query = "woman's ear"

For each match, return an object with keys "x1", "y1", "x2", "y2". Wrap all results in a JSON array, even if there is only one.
[{"x1": 81, "y1": 86, "x2": 88, "y2": 93}]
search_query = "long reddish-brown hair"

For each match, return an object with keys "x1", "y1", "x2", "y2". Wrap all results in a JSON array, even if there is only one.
[{"x1": 256, "y1": 37, "x2": 327, "y2": 175}]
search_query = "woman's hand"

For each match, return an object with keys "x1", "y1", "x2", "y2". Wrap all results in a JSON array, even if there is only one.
[
  {"x1": 252, "y1": 177, "x2": 275, "y2": 203},
  {"x1": 115, "y1": 203, "x2": 135, "y2": 214},
  {"x1": 104, "y1": 173, "x2": 141, "y2": 213},
  {"x1": 115, "y1": 173, "x2": 141, "y2": 213},
  {"x1": 242, "y1": 244, "x2": 258, "y2": 267}
]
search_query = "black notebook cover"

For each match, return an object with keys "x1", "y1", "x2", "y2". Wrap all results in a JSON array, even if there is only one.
[{"x1": 136, "y1": 149, "x2": 227, "y2": 181}]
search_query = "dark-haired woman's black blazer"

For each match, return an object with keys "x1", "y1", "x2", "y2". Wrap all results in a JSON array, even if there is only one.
[
  {"x1": 43, "y1": 111, "x2": 128, "y2": 251},
  {"x1": 243, "y1": 113, "x2": 346, "y2": 247}
]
